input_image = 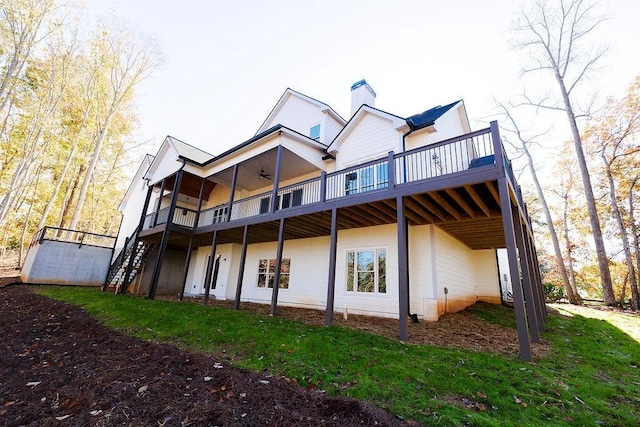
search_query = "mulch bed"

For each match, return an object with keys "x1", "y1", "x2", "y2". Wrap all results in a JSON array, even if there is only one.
[{"x1": 0, "y1": 285, "x2": 411, "y2": 426}]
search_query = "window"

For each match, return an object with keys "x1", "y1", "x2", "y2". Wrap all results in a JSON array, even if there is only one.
[
  {"x1": 257, "y1": 258, "x2": 290, "y2": 289},
  {"x1": 344, "y1": 163, "x2": 389, "y2": 195},
  {"x1": 346, "y1": 249, "x2": 386, "y2": 293},
  {"x1": 309, "y1": 124, "x2": 321, "y2": 141},
  {"x1": 276, "y1": 188, "x2": 303, "y2": 210}
]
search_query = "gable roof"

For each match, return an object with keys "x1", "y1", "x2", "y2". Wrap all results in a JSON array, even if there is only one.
[
  {"x1": 166, "y1": 135, "x2": 213, "y2": 164},
  {"x1": 405, "y1": 100, "x2": 461, "y2": 131},
  {"x1": 326, "y1": 104, "x2": 408, "y2": 153},
  {"x1": 255, "y1": 88, "x2": 347, "y2": 135}
]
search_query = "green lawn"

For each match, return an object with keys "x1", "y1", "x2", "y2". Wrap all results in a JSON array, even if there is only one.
[{"x1": 35, "y1": 286, "x2": 640, "y2": 426}]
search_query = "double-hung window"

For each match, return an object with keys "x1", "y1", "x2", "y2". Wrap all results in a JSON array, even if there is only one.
[{"x1": 346, "y1": 249, "x2": 386, "y2": 294}]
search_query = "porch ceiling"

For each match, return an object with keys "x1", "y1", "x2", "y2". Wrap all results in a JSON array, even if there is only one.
[
  {"x1": 211, "y1": 147, "x2": 322, "y2": 192},
  {"x1": 147, "y1": 179, "x2": 509, "y2": 252},
  {"x1": 160, "y1": 172, "x2": 217, "y2": 202}
]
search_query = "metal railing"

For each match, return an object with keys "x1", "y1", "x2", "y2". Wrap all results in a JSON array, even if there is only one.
[
  {"x1": 325, "y1": 157, "x2": 389, "y2": 200},
  {"x1": 198, "y1": 204, "x2": 228, "y2": 227},
  {"x1": 395, "y1": 127, "x2": 494, "y2": 184},
  {"x1": 30, "y1": 226, "x2": 116, "y2": 249},
  {"x1": 141, "y1": 126, "x2": 511, "y2": 230}
]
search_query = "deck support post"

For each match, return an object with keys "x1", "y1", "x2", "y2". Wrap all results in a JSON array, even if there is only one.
[
  {"x1": 270, "y1": 145, "x2": 283, "y2": 213},
  {"x1": 498, "y1": 177, "x2": 532, "y2": 361},
  {"x1": 530, "y1": 234, "x2": 547, "y2": 318},
  {"x1": 523, "y1": 222, "x2": 546, "y2": 324},
  {"x1": 203, "y1": 230, "x2": 218, "y2": 306},
  {"x1": 325, "y1": 208, "x2": 338, "y2": 326},
  {"x1": 397, "y1": 195, "x2": 409, "y2": 341},
  {"x1": 270, "y1": 218, "x2": 286, "y2": 316},
  {"x1": 179, "y1": 177, "x2": 207, "y2": 300},
  {"x1": 153, "y1": 178, "x2": 166, "y2": 228},
  {"x1": 234, "y1": 225, "x2": 249, "y2": 309},
  {"x1": 513, "y1": 205, "x2": 540, "y2": 342},
  {"x1": 226, "y1": 164, "x2": 238, "y2": 222},
  {"x1": 148, "y1": 170, "x2": 183, "y2": 300}
]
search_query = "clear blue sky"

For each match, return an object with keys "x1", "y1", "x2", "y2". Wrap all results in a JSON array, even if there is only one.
[{"x1": 88, "y1": 0, "x2": 640, "y2": 156}]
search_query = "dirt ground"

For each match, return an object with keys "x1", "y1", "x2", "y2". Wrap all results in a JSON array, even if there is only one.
[{"x1": 0, "y1": 263, "x2": 547, "y2": 427}]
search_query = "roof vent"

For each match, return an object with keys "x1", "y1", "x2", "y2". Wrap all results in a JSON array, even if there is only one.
[{"x1": 350, "y1": 79, "x2": 376, "y2": 116}]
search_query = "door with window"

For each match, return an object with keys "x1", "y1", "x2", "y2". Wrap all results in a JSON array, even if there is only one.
[{"x1": 203, "y1": 250, "x2": 230, "y2": 299}]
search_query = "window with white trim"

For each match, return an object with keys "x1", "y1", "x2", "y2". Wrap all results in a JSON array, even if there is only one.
[
  {"x1": 346, "y1": 249, "x2": 386, "y2": 293},
  {"x1": 257, "y1": 258, "x2": 290, "y2": 289}
]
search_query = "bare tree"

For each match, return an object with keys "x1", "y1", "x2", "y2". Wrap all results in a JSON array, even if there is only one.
[
  {"x1": 496, "y1": 101, "x2": 580, "y2": 303},
  {"x1": 511, "y1": 0, "x2": 615, "y2": 305}
]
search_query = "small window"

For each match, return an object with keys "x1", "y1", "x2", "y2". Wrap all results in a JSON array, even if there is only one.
[
  {"x1": 257, "y1": 258, "x2": 290, "y2": 289},
  {"x1": 310, "y1": 124, "x2": 321, "y2": 141}
]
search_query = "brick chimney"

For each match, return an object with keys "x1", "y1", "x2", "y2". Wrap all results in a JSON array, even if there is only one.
[{"x1": 350, "y1": 79, "x2": 376, "y2": 116}]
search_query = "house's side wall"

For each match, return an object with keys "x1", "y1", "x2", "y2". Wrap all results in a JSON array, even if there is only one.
[
  {"x1": 324, "y1": 115, "x2": 344, "y2": 144},
  {"x1": 421, "y1": 226, "x2": 500, "y2": 319},
  {"x1": 335, "y1": 113, "x2": 401, "y2": 169},
  {"x1": 473, "y1": 249, "x2": 501, "y2": 304},
  {"x1": 113, "y1": 179, "x2": 149, "y2": 262},
  {"x1": 261, "y1": 95, "x2": 327, "y2": 142}
]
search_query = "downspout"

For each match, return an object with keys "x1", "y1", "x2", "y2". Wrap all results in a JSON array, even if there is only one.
[{"x1": 401, "y1": 129, "x2": 419, "y2": 323}]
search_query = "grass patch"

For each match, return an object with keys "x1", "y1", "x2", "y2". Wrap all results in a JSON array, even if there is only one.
[{"x1": 35, "y1": 286, "x2": 640, "y2": 426}]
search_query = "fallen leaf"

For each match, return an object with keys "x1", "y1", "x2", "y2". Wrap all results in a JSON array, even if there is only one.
[
  {"x1": 477, "y1": 392, "x2": 487, "y2": 398},
  {"x1": 514, "y1": 396, "x2": 522, "y2": 404},
  {"x1": 3, "y1": 401, "x2": 15, "y2": 407},
  {"x1": 259, "y1": 380, "x2": 270, "y2": 384},
  {"x1": 0, "y1": 409, "x2": 6, "y2": 416},
  {"x1": 204, "y1": 376, "x2": 212, "y2": 382},
  {"x1": 26, "y1": 381, "x2": 41, "y2": 387},
  {"x1": 521, "y1": 402, "x2": 528, "y2": 408},
  {"x1": 55, "y1": 415, "x2": 71, "y2": 421}
]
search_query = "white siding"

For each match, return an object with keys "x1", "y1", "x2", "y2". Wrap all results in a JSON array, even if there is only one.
[
  {"x1": 336, "y1": 113, "x2": 400, "y2": 169},
  {"x1": 146, "y1": 147, "x2": 182, "y2": 185},
  {"x1": 324, "y1": 115, "x2": 343, "y2": 144},
  {"x1": 404, "y1": 105, "x2": 467, "y2": 151},
  {"x1": 261, "y1": 94, "x2": 326, "y2": 141},
  {"x1": 113, "y1": 162, "x2": 152, "y2": 262}
]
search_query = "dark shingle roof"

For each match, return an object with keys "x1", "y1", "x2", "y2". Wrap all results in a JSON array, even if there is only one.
[{"x1": 405, "y1": 100, "x2": 460, "y2": 131}]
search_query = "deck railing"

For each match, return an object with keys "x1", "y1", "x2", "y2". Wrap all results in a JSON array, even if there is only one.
[
  {"x1": 30, "y1": 226, "x2": 116, "y2": 249},
  {"x1": 142, "y1": 126, "x2": 520, "y2": 231},
  {"x1": 326, "y1": 157, "x2": 389, "y2": 200},
  {"x1": 198, "y1": 204, "x2": 228, "y2": 227}
]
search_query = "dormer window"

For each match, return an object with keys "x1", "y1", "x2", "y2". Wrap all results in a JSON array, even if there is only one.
[{"x1": 309, "y1": 124, "x2": 321, "y2": 141}]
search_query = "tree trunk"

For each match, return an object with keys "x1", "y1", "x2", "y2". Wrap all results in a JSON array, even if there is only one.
[
  {"x1": 68, "y1": 112, "x2": 114, "y2": 231},
  {"x1": 602, "y1": 158, "x2": 638, "y2": 309},
  {"x1": 521, "y1": 141, "x2": 578, "y2": 303},
  {"x1": 628, "y1": 178, "x2": 640, "y2": 310},
  {"x1": 562, "y1": 195, "x2": 581, "y2": 301},
  {"x1": 37, "y1": 106, "x2": 90, "y2": 230},
  {"x1": 555, "y1": 73, "x2": 615, "y2": 305}
]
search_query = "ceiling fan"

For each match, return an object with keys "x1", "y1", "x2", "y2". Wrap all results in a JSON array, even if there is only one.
[{"x1": 258, "y1": 170, "x2": 271, "y2": 180}]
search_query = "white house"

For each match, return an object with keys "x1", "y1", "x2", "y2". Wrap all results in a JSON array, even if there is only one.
[{"x1": 105, "y1": 80, "x2": 545, "y2": 361}]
